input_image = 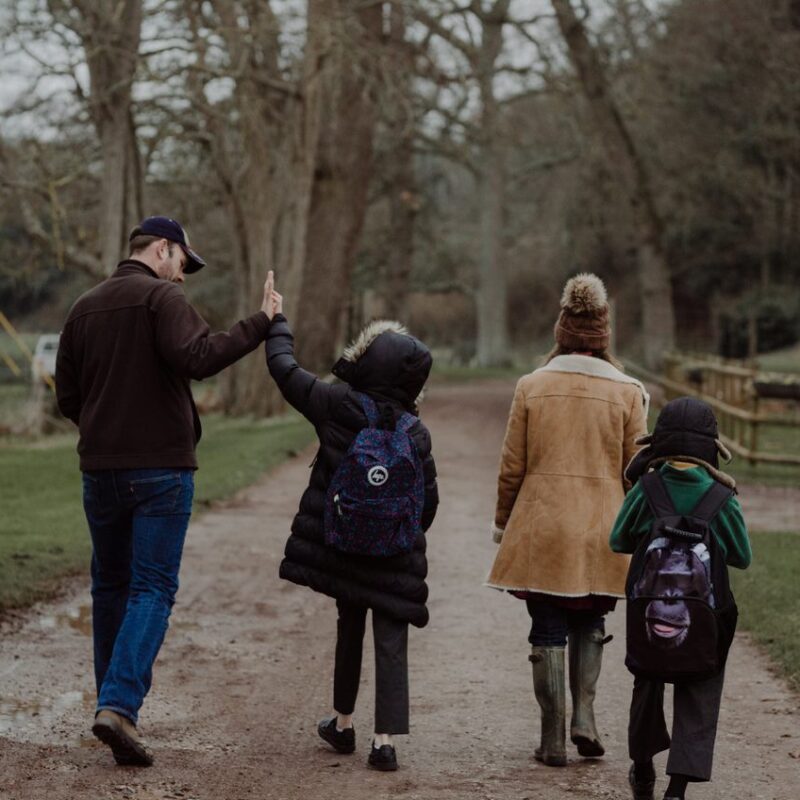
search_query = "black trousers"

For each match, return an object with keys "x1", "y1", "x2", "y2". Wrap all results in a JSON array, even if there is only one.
[
  {"x1": 333, "y1": 599, "x2": 409, "y2": 735},
  {"x1": 629, "y1": 669, "x2": 725, "y2": 782},
  {"x1": 525, "y1": 598, "x2": 606, "y2": 646}
]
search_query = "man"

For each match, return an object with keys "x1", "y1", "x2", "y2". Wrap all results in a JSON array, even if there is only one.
[{"x1": 55, "y1": 216, "x2": 278, "y2": 766}]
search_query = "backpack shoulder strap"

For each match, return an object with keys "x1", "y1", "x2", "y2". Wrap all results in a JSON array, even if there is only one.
[
  {"x1": 689, "y1": 481, "x2": 734, "y2": 523},
  {"x1": 396, "y1": 412, "x2": 418, "y2": 435},
  {"x1": 639, "y1": 471, "x2": 676, "y2": 518},
  {"x1": 355, "y1": 392, "x2": 380, "y2": 428}
]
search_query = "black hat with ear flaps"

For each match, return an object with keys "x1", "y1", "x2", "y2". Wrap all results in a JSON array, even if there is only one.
[{"x1": 625, "y1": 396, "x2": 736, "y2": 489}]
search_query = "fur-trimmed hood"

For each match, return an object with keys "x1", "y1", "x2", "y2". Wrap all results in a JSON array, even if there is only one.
[{"x1": 332, "y1": 319, "x2": 432, "y2": 410}]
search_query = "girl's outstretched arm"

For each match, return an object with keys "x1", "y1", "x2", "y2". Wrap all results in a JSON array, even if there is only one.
[{"x1": 265, "y1": 314, "x2": 341, "y2": 426}]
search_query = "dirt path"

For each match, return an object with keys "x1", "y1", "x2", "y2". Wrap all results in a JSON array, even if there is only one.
[{"x1": 1, "y1": 381, "x2": 798, "y2": 800}]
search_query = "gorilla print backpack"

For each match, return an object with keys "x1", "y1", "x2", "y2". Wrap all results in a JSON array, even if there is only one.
[
  {"x1": 625, "y1": 471, "x2": 737, "y2": 683},
  {"x1": 324, "y1": 393, "x2": 425, "y2": 557}
]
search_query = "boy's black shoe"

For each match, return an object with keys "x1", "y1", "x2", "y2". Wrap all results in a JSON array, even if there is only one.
[
  {"x1": 628, "y1": 764, "x2": 655, "y2": 800},
  {"x1": 317, "y1": 717, "x2": 355, "y2": 754},
  {"x1": 368, "y1": 742, "x2": 398, "y2": 771}
]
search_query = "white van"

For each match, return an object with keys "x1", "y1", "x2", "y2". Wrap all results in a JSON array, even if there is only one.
[{"x1": 31, "y1": 334, "x2": 60, "y2": 381}]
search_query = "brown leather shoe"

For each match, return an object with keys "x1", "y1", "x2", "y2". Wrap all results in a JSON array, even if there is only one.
[{"x1": 92, "y1": 710, "x2": 153, "y2": 766}]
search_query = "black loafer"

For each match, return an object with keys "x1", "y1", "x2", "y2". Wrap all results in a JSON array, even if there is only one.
[
  {"x1": 317, "y1": 717, "x2": 355, "y2": 754},
  {"x1": 628, "y1": 764, "x2": 655, "y2": 800},
  {"x1": 368, "y1": 742, "x2": 398, "y2": 771}
]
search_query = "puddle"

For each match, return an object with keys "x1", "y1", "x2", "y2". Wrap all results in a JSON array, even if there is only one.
[
  {"x1": 39, "y1": 604, "x2": 92, "y2": 636},
  {"x1": 0, "y1": 690, "x2": 94, "y2": 737}
]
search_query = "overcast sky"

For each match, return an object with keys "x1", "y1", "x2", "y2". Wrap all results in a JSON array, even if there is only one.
[{"x1": 0, "y1": 0, "x2": 654, "y2": 138}]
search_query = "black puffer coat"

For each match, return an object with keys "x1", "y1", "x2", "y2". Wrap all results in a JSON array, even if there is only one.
[{"x1": 266, "y1": 316, "x2": 439, "y2": 628}]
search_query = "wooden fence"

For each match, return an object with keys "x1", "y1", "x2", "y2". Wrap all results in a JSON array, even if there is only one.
[{"x1": 628, "y1": 353, "x2": 800, "y2": 468}]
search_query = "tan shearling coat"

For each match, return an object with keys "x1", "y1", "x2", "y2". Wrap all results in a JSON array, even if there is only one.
[{"x1": 486, "y1": 355, "x2": 649, "y2": 598}]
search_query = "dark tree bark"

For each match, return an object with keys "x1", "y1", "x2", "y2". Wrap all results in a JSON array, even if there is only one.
[
  {"x1": 475, "y1": 0, "x2": 511, "y2": 367},
  {"x1": 183, "y1": 0, "x2": 380, "y2": 410},
  {"x1": 382, "y1": 2, "x2": 418, "y2": 322},
  {"x1": 414, "y1": 0, "x2": 513, "y2": 367},
  {"x1": 292, "y1": 0, "x2": 382, "y2": 373}
]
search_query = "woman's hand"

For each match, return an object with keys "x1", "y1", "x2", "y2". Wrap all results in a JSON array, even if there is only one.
[{"x1": 262, "y1": 270, "x2": 284, "y2": 320}]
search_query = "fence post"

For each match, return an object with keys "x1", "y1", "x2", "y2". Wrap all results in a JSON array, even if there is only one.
[{"x1": 749, "y1": 394, "x2": 759, "y2": 468}]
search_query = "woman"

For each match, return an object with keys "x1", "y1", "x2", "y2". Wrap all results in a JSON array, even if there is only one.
[{"x1": 486, "y1": 273, "x2": 649, "y2": 767}]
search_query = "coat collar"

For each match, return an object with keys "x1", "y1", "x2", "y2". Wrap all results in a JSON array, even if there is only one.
[
  {"x1": 536, "y1": 354, "x2": 650, "y2": 417},
  {"x1": 114, "y1": 259, "x2": 159, "y2": 279}
]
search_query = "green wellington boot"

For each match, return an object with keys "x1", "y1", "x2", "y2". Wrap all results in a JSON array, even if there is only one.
[
  {"x1": 529, "y1": 646, "x2": 567, "y2": 767},
  {"x1": 568, "y1": 627, "x2": 606, "y2": 758}
]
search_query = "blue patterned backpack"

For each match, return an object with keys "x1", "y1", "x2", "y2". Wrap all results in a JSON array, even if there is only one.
[{"x1": 324, "y1": 392, "x2": 425, "y2": 557}]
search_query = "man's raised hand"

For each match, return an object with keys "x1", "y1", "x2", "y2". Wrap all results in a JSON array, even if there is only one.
[{"x1": 262, "y1": 271, "x2": 282, "y2": 320}]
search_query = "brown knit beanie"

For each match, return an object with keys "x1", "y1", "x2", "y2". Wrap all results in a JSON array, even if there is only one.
[{"x1": 553, "y1": 273, "x2": 611, "y2": 351}]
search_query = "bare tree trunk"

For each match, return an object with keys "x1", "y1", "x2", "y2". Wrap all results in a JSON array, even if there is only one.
[
  {"x1": 293, "y1": 0, "x2": 382, "y2": 373},
  {"x1": 184, "y1": 0, "x2": 379, "y2": 408},
  {"x1": 551, "y1": 0, "x2": 676, "y2": 368},
  {"x1": 382, "y1": 2, "x2": 418, "y2": 322},
  {"x1": 220, "y1": 190, "x2": 284, "y2": 417},
  {"x1": 384, "y1": 141, "x2": 418, "y2": 321},
  {"x1": 475, "y1": 2, "x2": 511, "y2": 367},
  {"x1": 65, "y1": 0, "x2": 145, "y2": 271},
  {"x1": 184, "y1": 0, "x2": 291, "y2": 417},
  {"x1": 476, "y1": 139, "x2": 509, "y2": 367}
]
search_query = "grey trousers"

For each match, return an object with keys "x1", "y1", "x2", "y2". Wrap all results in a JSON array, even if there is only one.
[
  {"x1": 333, "y1": 599, "x2": 410, "y2": 735},
  {"x1": 629, "y1": 670, "x2": 725, "y2": 781}
]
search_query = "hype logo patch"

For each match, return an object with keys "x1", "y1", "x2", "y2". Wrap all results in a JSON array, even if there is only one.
[{"x1": 367, "y1": 466, "x2": 389, "y2": 486}]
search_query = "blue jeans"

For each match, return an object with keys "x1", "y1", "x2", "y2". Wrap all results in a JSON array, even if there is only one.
[
  {"x1": 82, "y1": 468, "x2": 194, "y2": 725},
  {"x1": 526, "y1": 599, "x2": 606, "y2": 647}
]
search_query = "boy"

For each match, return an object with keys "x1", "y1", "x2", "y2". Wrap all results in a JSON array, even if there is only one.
[{"x1": 610, "y1": 397, "x2": 751, "y2": 800}]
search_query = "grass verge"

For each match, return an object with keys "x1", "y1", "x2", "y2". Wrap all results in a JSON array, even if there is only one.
[
  {"x1": 0, "y1": 383, "x2": 28, "y2": 430},
  {"x1": 0, "y1": 413, "x2": 314, "y2": 612},
  {"x1": 731, "y1": 531, "x2": 800, "y2": 692},
  {"x1": 724, "y1": 459, "x2": 800, "y2": 488},
  {"x1": 756, "y1": 345, "x2": 800, "y2": 374}
]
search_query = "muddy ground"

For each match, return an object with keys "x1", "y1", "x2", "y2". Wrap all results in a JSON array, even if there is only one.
[{"x1": 1, "y1": 381, "x2": 798, "y2": 800}]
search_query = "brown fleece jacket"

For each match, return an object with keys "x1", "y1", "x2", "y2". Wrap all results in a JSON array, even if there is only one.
[{"x1": 56, "y1": 260, "x2": 270, "y2": 470}]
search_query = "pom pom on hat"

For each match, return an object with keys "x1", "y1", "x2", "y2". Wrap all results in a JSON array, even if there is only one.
[{"x1": 560, "y1": 273, "x2": 608, "y2": 314}]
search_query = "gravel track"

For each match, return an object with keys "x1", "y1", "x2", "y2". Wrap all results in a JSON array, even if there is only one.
[{"x1": 1, "y1": 381, "x2": 798, "y2": 800}]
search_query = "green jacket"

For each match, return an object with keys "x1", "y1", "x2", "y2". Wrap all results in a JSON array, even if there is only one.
[{"x1": 609, "y1": 463, "x2": 752, "y2": 569}]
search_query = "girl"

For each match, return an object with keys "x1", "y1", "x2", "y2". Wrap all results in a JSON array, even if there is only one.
[{"x1": 264, "y1": 287, "x2": 438, "y2": 772}]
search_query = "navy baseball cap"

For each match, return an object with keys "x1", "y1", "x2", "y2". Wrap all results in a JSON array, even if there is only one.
[{"x1": 130, "y1": 216, "x2": 206, "y2": 273}]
